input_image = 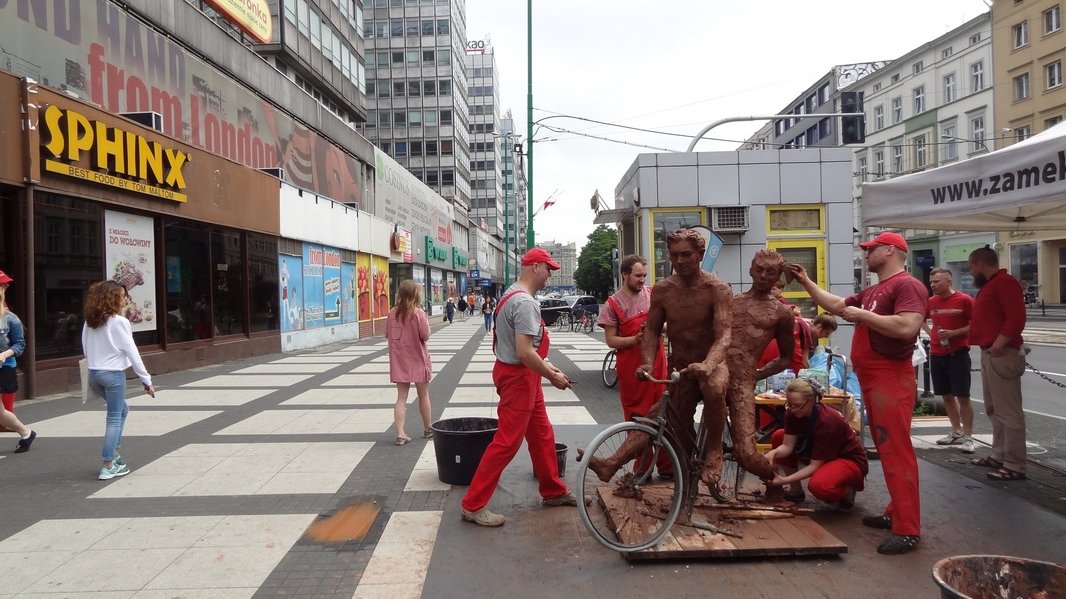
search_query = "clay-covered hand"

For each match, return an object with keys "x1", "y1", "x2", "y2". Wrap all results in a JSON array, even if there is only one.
[
  {"x1": 784, "y1": 263, "x2": 809, "y2": 284},
  {"x1": 766, "y1": 474, "x2": 788, "y2": 488},
  {"x1": 680, "y1": 360, "x2": 716, "y2": 382},
  {"x1": 635, "y1": 364, "x2": 654, "y2": 380}
]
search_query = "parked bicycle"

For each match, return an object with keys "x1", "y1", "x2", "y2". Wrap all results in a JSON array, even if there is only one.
[
  {"x1": 573, "y1": 307, "x2": 595, "y2": 334},
  {"x1": 601, "y1": 349, "x2": 618, "y2": 388},
  {"x1": 553, "y1": 311, "x2": 571, "y2": 332},
  {"x1": 576, "y1": 371, "x2": 744, "y2": 552}
]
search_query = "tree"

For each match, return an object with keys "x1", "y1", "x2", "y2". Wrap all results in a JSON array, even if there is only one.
[{"x1": 574, "y1": 225, "x2": 617, "y2": 300}]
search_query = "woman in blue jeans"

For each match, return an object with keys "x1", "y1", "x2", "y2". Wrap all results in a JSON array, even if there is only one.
[{"x1": 82, "y1": 281, "x2": 155, "y2": 480}]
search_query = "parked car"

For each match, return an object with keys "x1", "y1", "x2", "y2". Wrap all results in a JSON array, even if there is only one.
[
  {"x1": 539, "y1": 298, "x2": 571, "y2": 325},
  {"x1": 563, "y1": 295, "x2": 600, "y2": 318}
]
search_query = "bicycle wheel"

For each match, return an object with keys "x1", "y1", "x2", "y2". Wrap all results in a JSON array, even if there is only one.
[
  {"x1": 582, "y1": 316, "x2": 595, "y2": 334},
  {"x1": 601, "y1": 350, "x2": 618, "y2": 388},
  {"x1": 555, "y1": 313, "x2": 571, "y2": 332},
  {"x1": 576, "y1": 422, "x2": 684, "y2": 553}
]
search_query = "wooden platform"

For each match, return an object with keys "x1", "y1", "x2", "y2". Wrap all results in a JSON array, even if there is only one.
[{"x1": 594, "y1": 483, "x2": 848, "y2": 560}]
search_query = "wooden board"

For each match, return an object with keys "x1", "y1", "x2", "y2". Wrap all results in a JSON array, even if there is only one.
[{"x1": 595, "y1": 482, "x2": 847, "y2": 560}]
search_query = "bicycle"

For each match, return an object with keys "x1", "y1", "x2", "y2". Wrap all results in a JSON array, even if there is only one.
[
  {"x1": 601, "y1": 349, "x2": 618, "y2": 388},
  {"x1": 573, "y1": 308, "x2": 595, "y2": 334},
  {"x1": 554, "y1": 312, "x2": 571, "y2": 332},
  {"x1": 576, "y1": 371, "x2": 744, "y2": 553}
]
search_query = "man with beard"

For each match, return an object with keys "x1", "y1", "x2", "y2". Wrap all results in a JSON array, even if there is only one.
[
  {"x1": 787, "y1": 231, "x2": 926, "y2": 555},
  {"x1": 967, "y1": 246, "x2": 1028, "y2": 481}
]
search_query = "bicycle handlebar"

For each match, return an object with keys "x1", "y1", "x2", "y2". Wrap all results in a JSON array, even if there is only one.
[{"x1": 637, "y1": 370, "x2": 681, "y2": 386}]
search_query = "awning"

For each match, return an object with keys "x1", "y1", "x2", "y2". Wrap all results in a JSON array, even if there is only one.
[{"x1": 593, "y1": 208, "x2": 633, "y2": 225}]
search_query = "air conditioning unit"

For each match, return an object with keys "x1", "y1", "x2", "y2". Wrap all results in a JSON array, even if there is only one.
[
  {"x1": 711, "y1": 206, "x2": 749, "y2": 233},
  {"x1": 258, "y1": 167, "x2": 286, "y2": 180},
  {"x1": 120, "y1": 111, "x2": 163, "y2": 132}
]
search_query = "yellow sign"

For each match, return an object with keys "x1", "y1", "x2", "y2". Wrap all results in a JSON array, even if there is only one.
[
  {"x1": 41, "y1": 105, "x2": 189, "y2": 202},
  {"x1": 203, "y1": 0, "x2": 273, "y2": 44}
]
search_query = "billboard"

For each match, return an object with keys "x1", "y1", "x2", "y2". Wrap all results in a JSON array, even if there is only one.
[
  {"x1": 105, "y1": 210, "x2": 157, "y2": 332},
  {"x1": 374, "y1": 148, "x2": 453, "y2": 245}
]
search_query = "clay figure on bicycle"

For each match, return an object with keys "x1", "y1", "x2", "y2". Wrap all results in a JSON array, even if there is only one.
[
  {"x1": 587, "y1": 229, "x2": 732, "y2": 487},
  {"x1": 719, "y1": 249, "x2": 797, "y2": 492},
  {"x1": 596, "y1": 254, "x2": 671, "y2": 478}
]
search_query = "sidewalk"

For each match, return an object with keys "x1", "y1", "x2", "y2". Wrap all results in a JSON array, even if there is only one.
[{"x1": 0, "y1": 318, "x2": 1061, "y2": 598}]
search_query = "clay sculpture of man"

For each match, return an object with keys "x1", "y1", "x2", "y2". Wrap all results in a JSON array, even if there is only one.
[
  {"x1": 720, "y1": 249, "x2": 796, "y2": 492},
  {"x1": 587, "y1": 228, "x2": 733, "y2": 486}
]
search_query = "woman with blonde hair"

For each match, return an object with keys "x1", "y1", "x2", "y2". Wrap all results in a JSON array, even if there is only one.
[
  {"x1": 0, "y1": 282, "x2": 36, "y2": 453},
  {"x1": 83, "y1": 280, "x2": 155, "y2": 479},
  {"x1": 386, "y1": 279, "x2": 433, "y2": 445}
]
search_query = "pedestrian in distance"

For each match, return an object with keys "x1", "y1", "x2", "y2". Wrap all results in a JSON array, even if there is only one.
[
  {"x1": 467, "y1": 292, "x2": 476, "y2": 317},
  {"x1": 457, "y1": 296, "x2": 468, "y2": 322},
  {"x1": 83, "y1": 280, "x2": 155, "y2": 480},
  {"x1": 787, "y1": 231, "x2": 927, "y2": 555},
  {"x1": 386, "y1": 280, "x2": 433, "y2": 446},
  {"x1": 481, "y1": 295, "x2": 494, "y2": 331},
  {"x1": 445, "y1": 297, "x2": 455, "y2": 324},
  {"x1": 764, "y1": 378, "x2": 867, "y2": 510},
  {"x1": 597, "y1": 254, "x2": 671, "y2": 478},
  {"x1": 923, "y1": 268, "x2": 976, "y2": 454},
  {"x1": 967, "y1": 246, "x2": 1028, "y2": 482},
  {"x1": 0, "y1": 280, "x2": 36, "y2": 453},
  {"x1": 460, "y1": 248, "x2": 578, "y2": 527}
]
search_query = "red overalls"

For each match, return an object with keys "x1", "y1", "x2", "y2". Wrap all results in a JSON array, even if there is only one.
[
  {"x1": 851, "y1": 323, "x2": 921, "y2": 537},
  {"x1": 606, "y1": 296, "x2": 671, "y2": 475},
  {"x1": 461, "y1": 290, "x2": 569, "y2": 513}
]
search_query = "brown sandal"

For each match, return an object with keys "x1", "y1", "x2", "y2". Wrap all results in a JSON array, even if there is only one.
[
  {"x1": 970, "y1": 456, "x2": 1003, "y2": 468},
  {"x1": 987, "y1": 467, "x2": 1026, "y2": 481},
  {"x1": 395, "y1": 435, "x2": 411, "y2": 446}
]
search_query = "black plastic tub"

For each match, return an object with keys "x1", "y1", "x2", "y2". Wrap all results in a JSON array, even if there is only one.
[
  {"x1": 932, "y1": 555, "x2": 1066, "y2": 599},
  {"x1": 430, "y1": 417, "x2": 499, "y2": 485}
]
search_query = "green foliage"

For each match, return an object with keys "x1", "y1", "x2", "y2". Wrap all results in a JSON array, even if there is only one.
[{"x1": 574, "y1": 225, "x2": 617, "y2": 300}]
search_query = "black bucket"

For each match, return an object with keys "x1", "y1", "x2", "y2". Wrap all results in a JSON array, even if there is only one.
[
  {"x1": 555, "y1": 443, "x2": 568, "y2": 477},
  {"x1": 932, "y1": 555, "x2": 1066, "y2": 599},
  {"x1": 429, "y1": 417, "x2": 498, "y2": 485}
]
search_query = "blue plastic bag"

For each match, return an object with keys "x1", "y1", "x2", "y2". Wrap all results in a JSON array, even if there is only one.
[{"x1": 809, "y1": 352, "x2": 864, "y2": 423}]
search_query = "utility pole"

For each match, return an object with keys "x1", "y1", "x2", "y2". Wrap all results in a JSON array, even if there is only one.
[{"x1": 525, "y1": 0, "x2": 535, "y2": 250}]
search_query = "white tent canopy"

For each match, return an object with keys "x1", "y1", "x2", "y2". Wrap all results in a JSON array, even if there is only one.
[{"x1": 862, "y1": 123, "x2": 1066, "y2": 231}]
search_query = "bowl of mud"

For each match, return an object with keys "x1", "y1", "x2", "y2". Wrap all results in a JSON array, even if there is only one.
[{"x1": 932, "y1": 555, "x2": 1066, "y2": 599}]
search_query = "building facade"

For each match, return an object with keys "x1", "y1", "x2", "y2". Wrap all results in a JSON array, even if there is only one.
[
  {"x1": 361, "y1": 0, "x2": 473, "y2": 206},
  {"x1": 846, "y1": 13, "x2": 996, "y2": 293},
  {"x1": 992, "y1": 0, "x2": 1066, "y2": 302},
  {"x1": 538, "y1": 241, "x2": 577, "y2": 295}
]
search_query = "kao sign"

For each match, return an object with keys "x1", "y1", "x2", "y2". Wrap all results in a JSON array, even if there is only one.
[
  {"x1": 466, "y1": 40, "x2": 487, "y2": 54},
  {"x1": 41, "y1": 105, "x2": 190, "y2": 203}
]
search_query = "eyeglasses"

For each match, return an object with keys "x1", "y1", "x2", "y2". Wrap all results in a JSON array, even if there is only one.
[
  {"x1": 785, "y1": 399, "x2": 810, "y2": 410},
  {"x1": 864, "y1": 245, "x2": 885, "y2": 254}
]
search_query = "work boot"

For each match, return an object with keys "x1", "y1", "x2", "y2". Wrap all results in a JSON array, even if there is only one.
[
  {"x1": 461, "y1": 507, "x2": 505, "y2": 527},
  {"x1": 542, "y1": 492, "x2": 579, "y2": 507}
]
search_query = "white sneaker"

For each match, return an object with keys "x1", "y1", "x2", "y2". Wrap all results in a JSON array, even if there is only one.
[
  {"x1": 936, "y1": 432, "x2": 963, "y2": 445},
  {"x1": 961, "y1": 437, "x2": 976, "y2": 454}
]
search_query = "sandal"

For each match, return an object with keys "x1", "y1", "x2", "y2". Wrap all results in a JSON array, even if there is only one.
[
  {"x1": 877, "y1": 534, "x2": 920, "y2": 555},
  {"x1": 423, "y1": 429, "x2": 434, "y2": 439},
  {"x1": 971, "y1": 456, "x2": 1003, "y2": 468},
  {"x1": 987, "y1": 467, "x2": 1026, "y2": 481},
  {"x1": 395, "y1": 435, "x2": 411, "y2": 446}
]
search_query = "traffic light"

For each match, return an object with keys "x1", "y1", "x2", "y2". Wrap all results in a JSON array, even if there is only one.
[{"x1": 840, "y1": 91, "x2": 865, "y2": 145}]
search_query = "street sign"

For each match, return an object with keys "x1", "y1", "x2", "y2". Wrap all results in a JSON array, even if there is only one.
[{"x1": 469, "y1": 268, "x2": 480, "y2": 278}]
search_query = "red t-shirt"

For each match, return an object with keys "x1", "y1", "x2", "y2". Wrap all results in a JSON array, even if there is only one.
[
  {"x1": 969, "y1": 269, "x2": 1026, "y2": 349},
  {"x1": 845, "y1": 272, "x2": 928, "y2": 360},
  {"x1": 784, "y1": 404, "x2": 869, "y2": 475},
  {"x1": 927, "y1": 291, "x2": 975, "y2": 356}
]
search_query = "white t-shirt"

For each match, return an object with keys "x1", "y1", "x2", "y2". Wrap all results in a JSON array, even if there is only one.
[{"x1": 82, "y1": 315, "x2": 152, "y2": 386}]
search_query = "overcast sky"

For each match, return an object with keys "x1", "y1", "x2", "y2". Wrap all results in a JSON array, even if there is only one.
[{"x1": 465, "y1": 0, "x2": 991, "y2": 249}]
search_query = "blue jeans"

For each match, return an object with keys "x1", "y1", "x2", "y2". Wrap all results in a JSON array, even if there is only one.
[
  {"x1": 89, "y1": 370, "x2": 128, "y2": 461},
  {"x1": 483, "y1": 313, "x2": 493, "y2": 331}
]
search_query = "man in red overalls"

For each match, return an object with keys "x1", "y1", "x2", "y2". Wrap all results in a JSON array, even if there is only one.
[
  {"x1": 461, "y1": 248, "x2": 577, "y2": 527},
  {"x1": 596, "y1": 255, "x2": 670, "y2": 477},
  {"x1": 787, "y1": 231, "x2": 927, "y2": 555}
]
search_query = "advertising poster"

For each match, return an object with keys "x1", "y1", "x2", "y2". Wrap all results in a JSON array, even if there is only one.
[
  {"x1": 279, "y1": 255, "x2": 304, "y2": 332},
  {"x1": 323, "y1": 247, "x2": 342, "y2": 325},
  {"x1": 341, "y1": 263, "x2": 356, "y2": 323},
  {"x1": 0, "y1": 0, "x2": 364, "y2": 207},
  {"x1": 412, "y1": 265, "x2": 426, "y2": 310},
  {"x1": 429, "y1": 268, "x2": 444, "y2": 314},
  {"x1": 372, "y1": 256, "x2": 390, "y2": 318},
  {"x1": 446, "y1": 272, "x2": 456, "y2": 300},
  {"x1": 357, "y1": 253, "x2": 372, "y2": 322},
  {"x1": 104, "y1": 210, "x2": 157, "y2": 333},
  {"x1": 302, "y1": 244, "x2": 324, "y2": 328}
]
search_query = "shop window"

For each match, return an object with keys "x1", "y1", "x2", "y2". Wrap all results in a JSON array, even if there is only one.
[
  {"x1": 212, "y1": 229, "x2": 245, "y2": 336},
  {"x1": 767, "y1": 239, "x2": 826, "y2": 319},
  {"x1": 249, "y1": 234, "x2": 279, "y2": 333},
  {"x1": 164, "y1": 220, "x2": 212, "y2": 343},
  {"x1": 649, "y1": 209, "x2": 705, "y2": 283},
  {"x1": 766, "y1": 205, "x2": 824, "y2": 235},
  {"x1": 32, "y1": 194, "x2": 109, "y2": 360},
  {"x1": 1010, "y1": 242, "x2": 1038, "y2": 288}
]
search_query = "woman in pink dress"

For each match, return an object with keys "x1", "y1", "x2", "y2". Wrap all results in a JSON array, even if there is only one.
[{"x1": 387, "y1": 280, "x2": 433, "y2": 445}]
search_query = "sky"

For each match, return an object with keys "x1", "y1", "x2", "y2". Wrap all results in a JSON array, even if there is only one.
[{"x1": 465, "y1": 0, "x2": 991, "y2": 249}]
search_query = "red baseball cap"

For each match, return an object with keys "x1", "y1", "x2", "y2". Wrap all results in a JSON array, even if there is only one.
[
  {"x1": 0, "y1": 271, "x2": 13, "y2": 284},
  {"x1": 521, "y1": 248, "x2": 560, "y2": 270},
  {"x1": 859, "y1": 231, "x2": 908, "y2": 252}
]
